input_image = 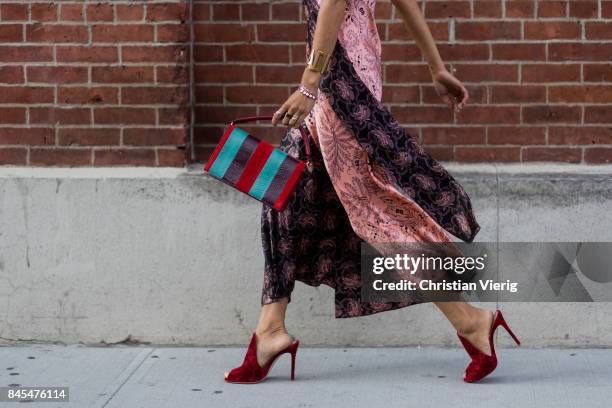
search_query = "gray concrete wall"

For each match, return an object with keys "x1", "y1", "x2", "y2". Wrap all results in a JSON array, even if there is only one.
[{"x1": 0, "y1": 164, "x2": 611, "y2": 347}]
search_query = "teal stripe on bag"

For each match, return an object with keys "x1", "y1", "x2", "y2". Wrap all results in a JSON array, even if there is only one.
[
  {"x1": 208, "y1": 127, "x2": 248, "y2": 178},
  {"x1": 248, "y1": 149, "x2": 286, "y2": 200}
]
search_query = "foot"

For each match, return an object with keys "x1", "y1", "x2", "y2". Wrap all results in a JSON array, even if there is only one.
[
  {"x1": 456, "y1": 308, "x2": 494, "y2": 356},
  {"x1": 224, "y1": 328, "x2": 294, "y2": 379}
]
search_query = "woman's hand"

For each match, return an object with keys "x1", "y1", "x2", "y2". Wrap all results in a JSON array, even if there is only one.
[
  {"x1": 432, "y1": 69, "x2": 469, "y2": 113},
  {"x1": 271, "y1": 87, "x2": 317, "y2": 129}
]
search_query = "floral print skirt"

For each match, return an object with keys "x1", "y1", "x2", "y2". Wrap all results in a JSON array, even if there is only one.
[{"x1": 260, "y1": 0, "x2": 480, "y2": 318}]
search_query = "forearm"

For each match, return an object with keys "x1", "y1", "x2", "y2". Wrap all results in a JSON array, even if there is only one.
[
  {"x1": 301, "y1": 0, "x2": 347, "y2": 90},
  {"x1": 391, "y1": 0, "x2": 445, "y2": 75}
]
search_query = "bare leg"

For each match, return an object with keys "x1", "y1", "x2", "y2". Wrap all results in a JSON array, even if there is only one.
[
  {"x1": 224, "y1": 298, "x2": 294, "y2": 378},
  {"x1": 434, "y1": 301, "x2": 494, "y2": 355}
]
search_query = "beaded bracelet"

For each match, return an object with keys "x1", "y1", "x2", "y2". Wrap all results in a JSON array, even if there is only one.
[{"x1": 298, "y1": 84, "x2": 317, "y2": 100}]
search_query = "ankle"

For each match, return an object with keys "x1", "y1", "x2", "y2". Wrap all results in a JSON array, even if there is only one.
[
  {"x1": 255, "y1": 325, "x2": 288, "y2": 339},
  {"x1": 456, "y1": 308, "x2": 491, "y2": 336}
]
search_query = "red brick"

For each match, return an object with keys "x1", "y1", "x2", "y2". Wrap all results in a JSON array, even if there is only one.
[
  {"x1": 193, "y1": 3, "x2": 210, "y2": 21},
  {"x1": 0, "y1": 127, "x2": 53, "y2": 145},
  {"x1": 156, "y1": 66, "x2": 188, "y2": 84},
  {"x1": 94, "y1": 108, "x2": 156, "y2": 125},
  {"x1": 272, "y1": 3, "x2": 298, "y2": 20},
  {"x1": 456, "y1": 106, "x2": 521, "y2": 124},
  {"x1": 524, "y1": 22, "x2": 581, "y2": 40},
  {"x1": 92, "y1": 66, "x2": 154, "y2": 83},
  {"x1": 157, "y1": 24, "x2": 190, "y2": 43},
  {"x1": 473, "y1": 1, "x2": 502, "y2": 17},
  {"x1": 455, "y1": 22, "x2": 520, "y2": 41},
  {"x1": 422, "y1": 127, "x2": 486, "y2": 145},
  {"x1": 0, "y1": 24, "x2": 23, "y2": 42},
  {"x1": 31, "y1": 3, "x2": 58, "y2": 21},
  {"x1": 549, "y1": 43, "x2": 612, "y2": 61},
  {"x1": 116, "y1": 4, "x2": 144, "y2": 21},
  {"x1": 437, "y1": 44, "x2": 490, "y2": 61},
  {"x1": 197, "y1": 65, "x2": 253, "y2": 83},
  {"x1": 87, "y1": 3, "x2": 113, "y2": 21},
  {"x1": 0, "y1": 66, "x2": 23, "y2": 83},
  {"x1": 94, "y1": 148, "x2": 156, "y2": 166},
  {"x1": 122, "y1": 45, "x2": 187, "y2": 63},
  {"x1": 548, "y1": 86, "x2": 612, "y2": 103},
  {"x1": 226, "y1": 44, "x2": 290, "y2": 63},
  {"x1": 257, "y1": 23, "x2": 305, "y2": 42},
  {"x1": 0, "y1": 86, "x2": 53, "y2": 103},
  {"x1": 158, "y1": 148, "x2": 186, "y2": 166},
  {"x1": 194, "y1": 23, "x2": 255, "y2": 42},
  {"x1": 0, "y1": 45, "x2": 53, "y2": 62},
  {"x1": 522, "y1": 64, "x2": 580, "y2": 83},
  {"x1": 584, "y1": 64, "x2": 612, "y2": 82},
  {"x1": 57, "y1": 46, "x2": 118, "y2": 63},
  {"x1": 585, "y1": 148, "x2": 612, "y2": 164},
  {"x1": 147, "y1": 3, "x2": 187, "y2": 22},
  {"x1": 586, "y1": 22, "x2": 612, "y2": 40},
  {"x1": 537, "y1": 1, "x2": 567, "y2": 18},
  {"x1": 584, "y1": 106, "x2": 612, "y2": 123},
  {"x1": 123, "y1": 128, "x2": 186, "y2": 146},
  {"x1": 425, "y1": 1, "x2": 470, "y2": 18},
  {"x1": 1, "y1": 3, "x2": 28, "y2": 21},
  {"x1": 570, "y1": 1, "x2": 598, "y2": 18},
  {"x1": 0, "y1": 107, "x2": 26, "y2": 124},
  {"x1": 455, "y1": 147, "x2": 521, "y2": 162},
  {"x1": 506, "y1": 0, "x2": 535, "y2": 18},
  {"x1": 488, "y1": 127, "x2": 546, "y2": 145},
  {"x1": 30, "y1": 148, "x2": 92, "y2": 166},
  {"x1": 549, "y1": 126, "x2": 612, "y2": 145},
  {"x1": 522, "y1": 106, "x2": 582, "y2": 124},
  {"x1": 241, "y1": 3, "x2": 270, "y2": 21},
  {"x1": 523, "y1": 147, "x2": 582, "y2": 162},
  {"x1": 58, "y1": 128, "x2": 120, "y2": 146},
  {"x1": 58, "y1": 87, "x2": 118, "y2": 105},
  {"x1": 451, "y1": 64, "x2": 518, "y2": 82},
  {"x1": 604, "y1": 1, "x2": 612, "y2": 18},
  {"x1": 0, "y1": 148, "x2": 27, "y2": 164},
  {"x1": 490, "y1": 85, "x2": 546, "y2": 103},
  {"x1": 92, "y1": 25, "x2": 154, "y2": 42},
  {"x1": 60, "y1": 4, "x2": 84, "y2": 21},
  {"x1": 385, "y1": 64, "x2": 432, "y2": 83},
  {"x1": 212, "y1": 3, "x2": 240, "y2": 20},
  {"x1": 26, "y1": 24, "x2": 88, "y2": 43},
  {"x1": 389, "y1": 21, "x2": 448, "y2": 41},
  {"x1": 27, "y1": 66, "x2": 88, "y2": 84},
  {"x1": 492, "y1": 43, "x2": 546, "y2": 61},
  {"x1": 30, "y1": 107, "x2": 91, "y2": 125},
  {"x1": 122, "y1": 86, "x2": 188, "y2": 105}
]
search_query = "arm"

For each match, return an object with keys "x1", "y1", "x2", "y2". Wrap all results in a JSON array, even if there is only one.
[
  {"x1": 272, "y1": 0, "x2": 347, "y2": 128},
  {"x1": 391, "y1": 0, "x2": 468, "y2": 112}
]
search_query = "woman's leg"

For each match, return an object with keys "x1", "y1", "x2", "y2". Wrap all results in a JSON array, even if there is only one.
[{"x1": 434, "y1": 301, "x2": 494, "y2": 355}]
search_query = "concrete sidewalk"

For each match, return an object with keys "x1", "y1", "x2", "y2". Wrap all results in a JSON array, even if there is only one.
[{"x1": 0, "y1": 345, "x2": 610, "y2": 408}]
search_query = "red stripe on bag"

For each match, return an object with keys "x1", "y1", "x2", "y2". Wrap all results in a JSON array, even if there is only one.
[
  {"x1": 204, "y1": 124, "x2": 236, "y2": 172},
  {"x1": 273, "y1": 160, "x2": 305, "y2": 211},
  {"x1": 234, "y1": 141, "x2": 274, "y2": 193}
]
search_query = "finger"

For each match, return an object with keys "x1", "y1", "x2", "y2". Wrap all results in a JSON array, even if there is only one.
[
  {"x1": 272, "y1": 104, "x2": 289, "y2": 126},
  {"x1": 291, "y1": 112, "x2": 305, "y2": 129},
  {"x1": 284, "y1": 110, "x2": 300, "y2": 126}
]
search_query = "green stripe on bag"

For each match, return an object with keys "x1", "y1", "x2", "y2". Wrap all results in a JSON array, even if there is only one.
[
  {"x1": 248, "y1": 149, "x2": 286, "y2": 200},
  {"x1": 208, "y1": 128, "x2": 248, "y2": 178}
]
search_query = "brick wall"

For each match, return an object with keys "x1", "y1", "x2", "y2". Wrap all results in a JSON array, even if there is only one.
[
  {"x1": 0, "y1": 1, "x2": 190, "y2": 166},
  {"x1": 195, "y1": 0, "x2": 612, "y2": 165},
  {"x1": 1, "y1": 1, "x2": 611, "y2": 166}
]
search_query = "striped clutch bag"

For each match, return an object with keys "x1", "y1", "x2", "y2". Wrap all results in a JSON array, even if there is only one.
[{"x1": 204, "y1": 115, "x2": 312, "y2": 212}]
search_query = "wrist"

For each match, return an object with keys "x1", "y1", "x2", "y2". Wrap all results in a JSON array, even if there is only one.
[
  {"x1": 428, "y1": 63, "x2": 447, "y2": 78},
  {"x1": 301, "y1": 69, "x2": 322, "y2": 90}
]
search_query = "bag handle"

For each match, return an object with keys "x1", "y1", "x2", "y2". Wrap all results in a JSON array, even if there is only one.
[{"x1": 229, "y1": 115, "x2": 312, "y2": 167}]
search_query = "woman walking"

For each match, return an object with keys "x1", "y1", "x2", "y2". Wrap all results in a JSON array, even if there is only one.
[{"x1": 224, "y1": 0, "x2": 520, "y2": 384}]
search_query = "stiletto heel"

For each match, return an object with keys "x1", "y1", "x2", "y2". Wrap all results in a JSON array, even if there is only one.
[
  {"x1": 498, "y1": 312, "x2": 521, "y2": 346},
  {"x1": 457, "y1": 309, "x2": 521, "y2": 383},
  {"x1": 289, "y1": 340, "x2": 299, "y2": 380},
  {"x1": 224, "y1": 332, "x2": 300, "y2": 384}
]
